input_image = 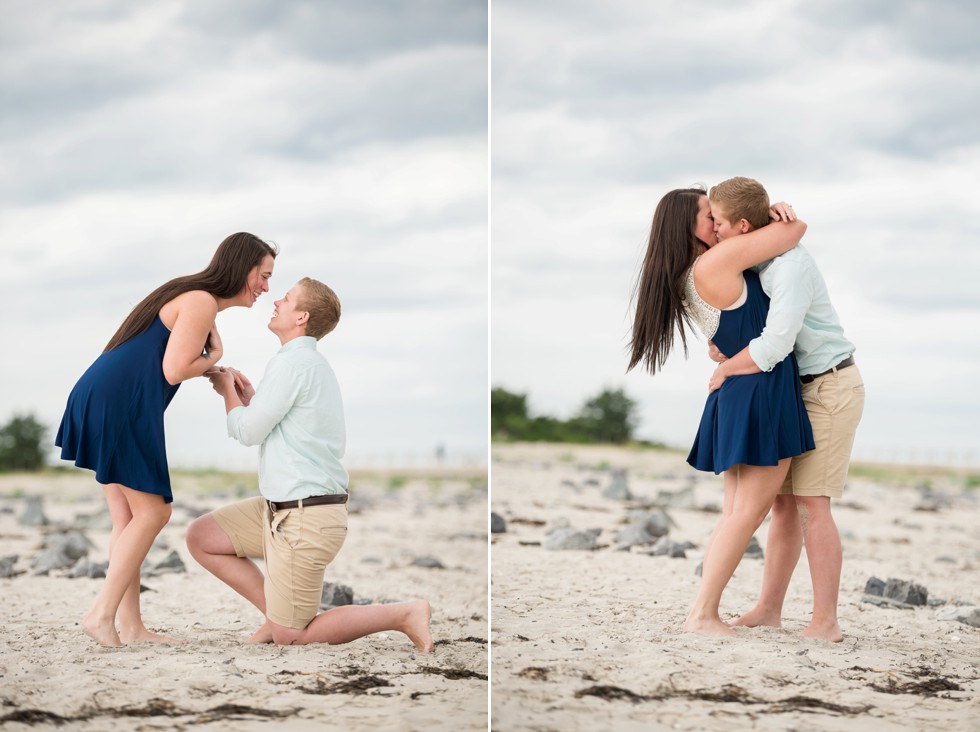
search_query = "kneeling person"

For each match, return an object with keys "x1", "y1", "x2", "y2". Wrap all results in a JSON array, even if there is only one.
[{"x1": 186, "y1": 277, "x2": 432, "y2": 650}]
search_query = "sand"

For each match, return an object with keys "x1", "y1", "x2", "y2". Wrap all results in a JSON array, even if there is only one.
[
  {"x1": 490, "y1": 443, "x2": 980, "y2": 731},
  {"x1": 0, "y1": 467, "x2": 488, "y2": 731}
]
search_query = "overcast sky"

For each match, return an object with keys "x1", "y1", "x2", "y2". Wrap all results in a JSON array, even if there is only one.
[
  {"x1": 0, "y1": 1, "x2": 488, "y2": 470},
  {"x1": 491, "y1": 0, "x2": 980, "y2": 467}
]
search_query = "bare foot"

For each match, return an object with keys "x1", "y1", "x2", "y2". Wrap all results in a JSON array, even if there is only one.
[
  {"x1": 682, "y1": 615, "x2": 736, "y2": 636},
  {"x1": 245, "y1": 623, "x2": 274, "y2": 644},
  {"x1": 403, "y1": 600, "x2": 434, "y2": 652},
  {"x1": 731, "y1": 606, "x2": 782, "y2": 629},
  {"x1": 120, "y1": 627, "x2": 185, "y2": 644},
  {"x1": 82, "y1": 613, "x2": 123, "y2": 647},
  {"x1": 803, "y1": 620, "x2": 843, "y2": 643}
]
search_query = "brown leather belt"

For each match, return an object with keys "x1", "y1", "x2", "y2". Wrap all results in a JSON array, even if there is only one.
[
  {"x1": 268, "y1": 493, "x2": 348, "y2": 511},
  {"x1": 800, "y1": 356, "x2": 855, "y2": 384}
]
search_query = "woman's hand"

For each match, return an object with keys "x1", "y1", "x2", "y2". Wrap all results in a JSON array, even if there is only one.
[
  {"x1": 769, "y1": 201, "x2": 797, "y2": 223},
  {"x1": 707, "y1": 341, "x2": 728, "y2": 364}
]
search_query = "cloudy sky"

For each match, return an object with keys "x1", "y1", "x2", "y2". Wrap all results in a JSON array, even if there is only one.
[
  {"x1": 491, "y1": 0, "x2": 980, "y2": 467},
  {"x1": 0, "y1": 1, "x2": 488, "y2": 470}
]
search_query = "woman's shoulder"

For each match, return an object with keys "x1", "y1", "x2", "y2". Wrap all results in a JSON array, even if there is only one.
[
  {"x1": 169, "y1": 290, "x2": 217, "y2": 310},
  {"x1": 159, "y1": 290, "x2": 217, "y2": 327},
  {"x1": 682, "y1": 258, "x2": 720, "y2": 339}
]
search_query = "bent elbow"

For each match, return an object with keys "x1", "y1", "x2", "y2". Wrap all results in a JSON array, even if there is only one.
[
  {"x1": 163, "y1": 367, "x2": 182, "y2": 386},
  {"x1": 238, "y1": 433, "x2": 261, "y2": 448},
  {"x1": 794, "y1": 219, "x2": 807, "y2": 241}
]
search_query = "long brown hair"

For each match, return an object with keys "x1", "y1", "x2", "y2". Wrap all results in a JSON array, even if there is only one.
[
  {"x1": 104, "y1": 232, "x2": 278, "y2": 352},
  {"x1": 627, "y1": 187, "x2": 707, "y2": 374}
]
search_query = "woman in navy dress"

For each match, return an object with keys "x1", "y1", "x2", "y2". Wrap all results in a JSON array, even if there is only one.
[
  {"x1": 56, "y1": 232, "x2": 277, "y2": 647},
  {"x1": 628, "y1": 188, "x2": 811, "y2": 636}
]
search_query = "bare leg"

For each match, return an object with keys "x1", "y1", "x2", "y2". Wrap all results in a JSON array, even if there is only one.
[
  {"x1": 186, "y1": 515, "x2": 266, "y2": 609},
  {"x1": 699, "y1": 471, "x2": 737, "y2": 570},
  {"x1": 99, "y1": 485, "x2": 181, "y2": 644},
  {"x1": 683, "y1": 460, "x2": 789, "y2": 636},
  {"x1": 797, "y1": 496, "x2": 843, "y2": 642},
  {"x1": 733, "y1": 494, "x2": 803, "y2": 628},
  {"x1": 187, "y1": 514, "x2": 432, "y2": 650},
  {"x1": 186, "y1": 515, "x2": 270, "y2": 641},
  {"x1": 270, "y1": 600, "x2": 434, "y2": 651},
  {"x1": 83, "y1": 485, "x2": 172, "y2": 647}
]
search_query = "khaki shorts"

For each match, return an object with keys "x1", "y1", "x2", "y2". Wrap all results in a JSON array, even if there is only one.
[
  {"x1": 211, "y1": 496, "x2": 348, "y2": 629},
  {"x1": 782, "y1": 364, "x2": 865, "y2": 498}
]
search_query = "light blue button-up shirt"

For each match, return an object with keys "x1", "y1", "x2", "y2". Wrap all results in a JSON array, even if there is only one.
[
  {"x1": 749, "y1": 245, "x2": 855, "y2": 376},
  {"x1": 226, "y1": 336, "x2": 348, "y2": 502}
]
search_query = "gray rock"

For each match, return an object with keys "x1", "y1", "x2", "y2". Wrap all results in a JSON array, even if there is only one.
[
  {"x1": 73, "y1": 508, "x2": 113, "y2": 532},
  {"x1": 31, "y1": 531, "x2": 92, "y2": 574},
  {"x1": 862, "y1": 594, "x2": 916, "y2": 610},
  {"x1": 694, "y1": 538, "x2": 754, "y2": 574},
  {"x1": 646, "y1": 537, "x2": 688, "y2": 558},
  {"x1": 411, "y1": 555, "x2": 445, "y2": 569},
  {"x1": 623, "y1": 509, "x2": 672, "y2": 539},
  {"x1": 865, "y1": 576, "x2": 886, "y2": 596},
  {"x1": 744, "y1": 536, "x2": 764, "y2": 559},
  {"x1": 602, "y1": 470, "x2": 632, "y2": 501},
  {"x1": 490, "y1": 512, "x2": 507, "y2": 534},
  {"x1": 884, "y1": 578, "x2": 928, "y2": 606},
  {"x1": 18, "y1": 496, "x2": 49, "y2": 527},
  {"x1": 614, "y1": 523, "x2": 655, "y2": 548},
  {"x1": 645, "y1": 510, "x2": 673, "y2": 539},
  {"x1": 65, "y1": 557, "x2": 108, "y2": 579},
  {"x1": 31, "y1": 546, "x2": 77, "y2": 574},
  {"x1": 934, "y1": 606, "x2": 980, "y2": 628},
  {"x1": 145, "y1": 550, "x2": 186, "y2": 576},
  {"x1": 0, "y1": 555, "x2": 19, "y2": 578},
  {"x1": 543, "y1": 527, "x2": 602, "y2": 551},
  {"x1": 654, "y1": 486, "x2": 697, "y2": 510},
  {"x1": 55, "y1": 532, "x2": 92, "y2": 561},
  {"x1": 320, "y1": 582, "x2": 354, "y2": 608}
]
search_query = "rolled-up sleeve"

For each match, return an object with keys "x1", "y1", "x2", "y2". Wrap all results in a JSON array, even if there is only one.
[
  {"x1": 226, "y1": 358, "x2": 299, "y2": 447},
  {"x1": 748, "y1": 259, "x2": 814, "y2": 372}
]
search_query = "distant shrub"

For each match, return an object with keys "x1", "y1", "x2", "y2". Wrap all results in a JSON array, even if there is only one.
[{"x1": 0, "y1": 413, "x2": 47, "y2": 472}]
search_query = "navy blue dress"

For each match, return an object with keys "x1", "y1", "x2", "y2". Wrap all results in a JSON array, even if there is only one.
[
  {"x1": 55, "y1": 316, "x2": 180, "y2": 502},
  {"x1": 687, "y1": 270, "x2": 814, "y2": 474}
]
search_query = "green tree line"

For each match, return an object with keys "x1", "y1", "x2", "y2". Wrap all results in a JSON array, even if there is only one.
[{"x1": 491, "y1": 386, "x2": 652, "y2": 445}]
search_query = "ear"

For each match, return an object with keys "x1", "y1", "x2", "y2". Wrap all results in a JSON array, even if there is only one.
[
  {"x1": 296, "y1": 310, "x2": 310, "y2": 327},
  {"x1": 739, "y1": 219, "x2": 751, "y2": 234}
]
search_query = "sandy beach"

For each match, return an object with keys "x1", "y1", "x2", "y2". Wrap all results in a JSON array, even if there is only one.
[
  {"x1": 0, "y1": 467, "x2": 488, "y2": 731},
  {"x1": 490, "y1": 443, "x2": 980, "y2": 731}
]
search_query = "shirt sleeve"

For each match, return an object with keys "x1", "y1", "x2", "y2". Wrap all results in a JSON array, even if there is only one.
[
  {"x1": 226, "y1": 356, "x2": 300, "y2": 447},
  {"x1": 748, "y1": 258, "x2": 814, "y2": 372}
]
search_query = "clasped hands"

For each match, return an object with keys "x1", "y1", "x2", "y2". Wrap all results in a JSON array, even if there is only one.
[{"x1": 204, "y1": 366, "x2": 254, "y2": 405}]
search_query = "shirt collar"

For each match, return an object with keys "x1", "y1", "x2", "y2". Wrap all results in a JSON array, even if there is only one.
[{"x1": 278, "y1": 335, "x2": 317, "y2": 354}]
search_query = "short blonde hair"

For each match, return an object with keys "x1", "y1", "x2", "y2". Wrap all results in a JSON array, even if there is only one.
[
  {"x1": 709, "y1": 177, "x2": 770, "y2": 230},
  {"x1": 295, "y1": 277, "x2": 341, "y2": 339}
]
